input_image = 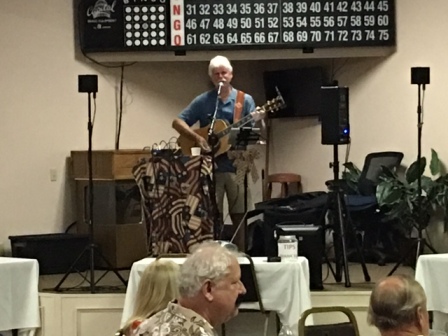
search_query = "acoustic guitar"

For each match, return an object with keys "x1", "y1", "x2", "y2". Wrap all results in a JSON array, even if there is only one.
[{"x1": 178, "y1": 93, "x2": 286, "y2": 157}]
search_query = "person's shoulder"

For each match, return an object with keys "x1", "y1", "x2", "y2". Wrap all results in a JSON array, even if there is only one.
[
  {"x1": 232, "y1": 88, "x2": 254, "y2": 100},
  {"x1": 132, "y1": 309, "x2": 167, "y2": 335},
  {"x1": 194, "y1": 89, "x2": 215, "y2": 100},
  {"x1": 243, "y1": 92, "x2": 255, "y2": 100}
]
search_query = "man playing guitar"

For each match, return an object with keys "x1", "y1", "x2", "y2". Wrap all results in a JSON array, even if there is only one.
[{"x1": 172, "y1": 55, "x2": 264, "y2": 252}]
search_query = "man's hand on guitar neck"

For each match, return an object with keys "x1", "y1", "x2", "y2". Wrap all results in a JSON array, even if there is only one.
[{"x1": 251, "y1": 107, "x2": 266, "y2": 122}]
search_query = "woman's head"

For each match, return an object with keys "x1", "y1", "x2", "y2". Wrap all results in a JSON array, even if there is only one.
[
  {"x1": 122, "y1": 259, "x2": 180, "y2": 335},
  {"x1": 134, "y1": 259, "x2": 180, "y2": 318}
]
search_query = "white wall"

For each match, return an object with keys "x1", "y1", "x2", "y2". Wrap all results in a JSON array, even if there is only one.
[
  {"x1": 1, "y1": 0, "x2": 448, "y2": 251},
  {"x1": 38, "y1": 291, "x2": 378, "y2": 336}
]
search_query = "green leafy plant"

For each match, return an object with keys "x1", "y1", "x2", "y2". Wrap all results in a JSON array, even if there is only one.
[
  {"x1": 341, "y1": 162, "x2": 362, "y2": 195},
  {"x1": 376, "y1": 149, "x2": 448, "y2": 234}
]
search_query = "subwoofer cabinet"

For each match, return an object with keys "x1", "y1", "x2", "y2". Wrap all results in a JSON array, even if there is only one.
[{"x1": 71, "y1": 150, "x2": 151, "y2": 268}]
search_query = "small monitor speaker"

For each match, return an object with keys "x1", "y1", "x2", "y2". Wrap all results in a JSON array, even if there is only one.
[
  {"x1": 411, "y1": 67, "x2": 430, "y2": 85},
  {"x1": 78, "y1": 75, "x2": 98, "y2": 93}
]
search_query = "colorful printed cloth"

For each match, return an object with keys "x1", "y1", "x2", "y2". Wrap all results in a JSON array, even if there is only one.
[{"x1": 133, "y1": 152, "x2": 215, "y2": 255}]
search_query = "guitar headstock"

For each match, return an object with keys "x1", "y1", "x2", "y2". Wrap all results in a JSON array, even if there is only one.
[{"x1": 262, "y1": 87, "x2": 287, "y2": 114}]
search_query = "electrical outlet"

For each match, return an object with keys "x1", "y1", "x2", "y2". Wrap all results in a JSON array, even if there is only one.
[{"x1": 50, "y1": 169, "x2": 57, "y2": 182}]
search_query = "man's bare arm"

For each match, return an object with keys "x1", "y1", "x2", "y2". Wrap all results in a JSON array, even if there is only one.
[{"x1": 172, "y1": 118, "x2": 210, "y2": 152}]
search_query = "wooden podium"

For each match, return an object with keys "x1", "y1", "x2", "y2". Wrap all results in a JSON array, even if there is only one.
[{"x1": 71, "y1": 150, "x2": 151, "y2": 268}]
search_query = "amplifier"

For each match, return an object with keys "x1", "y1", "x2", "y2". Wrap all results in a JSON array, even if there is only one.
[
  {"x1": 262, "y1": 208, "x2": 324, "y2": 290},
  {"x1": 275, "y1": 224, "x2": 324, "y2": 290}
]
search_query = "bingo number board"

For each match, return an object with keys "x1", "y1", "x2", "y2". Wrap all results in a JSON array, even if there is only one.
[{"x1": 79, "y1": 0, "x2": 396, "y2": 52}]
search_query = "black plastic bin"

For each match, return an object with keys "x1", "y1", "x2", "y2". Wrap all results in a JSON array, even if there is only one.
[{"x1": 9, "y1": 233, "x2": 89, "y2": 275}]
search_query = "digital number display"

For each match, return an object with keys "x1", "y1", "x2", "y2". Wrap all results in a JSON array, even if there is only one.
[
  {"x1": 80, "y1": 0, "x2": 395, "y2": 52},
  {"x1": 172, "y1": 0, "x2": 395, "y2": 49}
]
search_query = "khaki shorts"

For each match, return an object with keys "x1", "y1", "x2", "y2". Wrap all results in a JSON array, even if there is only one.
[{"x1": 215, "y1": 172, "x2": 252, "y2": 214}]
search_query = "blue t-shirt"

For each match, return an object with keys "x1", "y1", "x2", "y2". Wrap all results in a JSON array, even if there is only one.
[{"x1": 179, "y1": 88, "x2": 256, "y2": 172}]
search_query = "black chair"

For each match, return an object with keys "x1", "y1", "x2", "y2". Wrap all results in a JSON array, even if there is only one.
[
  {"x1": 345, "y1": 151, "x2": 404, "y2": 265},
  {"x1": 222, "y1": 254, "x2": 274, "y2": 336},
  {"x1": 298, "y1": 306, "x2": 360, "y2": 336},
  {"x1": 354, "y1": 151, "x2": 404, "y2": 196}
]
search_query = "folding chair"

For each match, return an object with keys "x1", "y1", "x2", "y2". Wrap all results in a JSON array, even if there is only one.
[
  {"x1": 298, "y1": 306, "x2": 360, "y2": 336},
  {"x1": 222, "y1": 254, "x2": 274, "y2": 336}
]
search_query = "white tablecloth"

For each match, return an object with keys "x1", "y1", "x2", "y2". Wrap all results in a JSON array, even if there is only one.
[
  {"x1": 121, "y1": 256, "x2": 312, "y2": 336},
  {"x1": 415, "y1": 254, "x2": 448, "y2": 332},
  {"x1": 0, "y1": 257, "x2": 40, "y2": 333}
]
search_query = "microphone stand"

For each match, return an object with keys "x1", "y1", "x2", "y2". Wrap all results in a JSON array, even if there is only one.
[
  {"x1": 208, "y1": 82, "x2": 223, "y2": 140},
  {"x1": 208, "y1": 83, "x2": 223, "y2": 240}
]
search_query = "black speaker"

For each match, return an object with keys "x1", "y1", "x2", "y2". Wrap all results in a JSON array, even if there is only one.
[
  {"x1": 321, "y1": 86, "x2": 350, "y2": 145},
  {"x1": 78, "y1": 74, "x2": 98, "y2": 93},
  {"x1": 411, "y1": 67, "x2": 430, "y2": 85}
]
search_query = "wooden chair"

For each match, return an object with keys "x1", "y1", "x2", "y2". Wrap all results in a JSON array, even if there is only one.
[
  {"x1": 298, "y1": 306, "x2": 360, "y2": 336},
  {"x1": 266, "y1": 173, "x2": 302, "y2": 200}
]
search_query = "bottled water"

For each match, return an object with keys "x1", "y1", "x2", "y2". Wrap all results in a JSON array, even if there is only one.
[{"x1": 278, "y1": 324, "x2": 294, "y2": 336}]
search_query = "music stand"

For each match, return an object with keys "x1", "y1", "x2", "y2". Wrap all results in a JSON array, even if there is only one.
[{"x1": 228, "y1": 127, "x2": 261, "y2": 251}]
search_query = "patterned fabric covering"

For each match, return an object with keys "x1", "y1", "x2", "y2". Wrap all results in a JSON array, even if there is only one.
[
  {"x1": 227, "y1": 148, "x2": 261, "y2": 186},
  {"x1": 134, "y1": 302, "x2": 217, "y2": 336},
  {"x1": 133, "y1": 151, "x2": 215, "y2": 255}
]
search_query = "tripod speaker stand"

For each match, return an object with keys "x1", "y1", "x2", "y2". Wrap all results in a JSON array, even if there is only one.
[
  {"x1": 54, "y1": 75, "x2": 127, "y2": 293},
  {"x1": 320, "y1": 145, "x2": 371, "y2": 287},
  {"x1": 388, "y1": 67, "x2": 437, "y2": 276},
  {"x1": 319, "y1": 85, "x2": 369, "y2": 287}
]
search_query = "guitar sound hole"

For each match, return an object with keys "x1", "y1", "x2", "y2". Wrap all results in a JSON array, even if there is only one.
[{"x1": 208, "y1": 134, "x2": 219, "y2": 148}]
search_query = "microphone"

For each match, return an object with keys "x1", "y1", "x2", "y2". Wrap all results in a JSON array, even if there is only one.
[{"x1": 217, "y1": 81, "x2": 224, "y2": 95}]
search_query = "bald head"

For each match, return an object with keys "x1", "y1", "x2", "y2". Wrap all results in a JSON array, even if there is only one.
[{"x1": 368, "y1": 275, "x2": 428, "y2": 334}]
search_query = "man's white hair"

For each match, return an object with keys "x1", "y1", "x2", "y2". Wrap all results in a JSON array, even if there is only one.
[
  {"x1": 208, "y1": 55, "x2": 233, "y2": 77},
  {"x1": 179, "y1": 241, "x2": 239, "y2": 297}
]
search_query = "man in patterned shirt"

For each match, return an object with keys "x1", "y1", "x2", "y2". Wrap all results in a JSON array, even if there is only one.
[{"x1": 134, "y1": 241, "x2": 246, "y2": 336}]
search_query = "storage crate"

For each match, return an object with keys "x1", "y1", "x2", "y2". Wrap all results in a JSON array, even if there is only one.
[{"x1": 9, "y1": 233, "x2": 89, "y2": 275}]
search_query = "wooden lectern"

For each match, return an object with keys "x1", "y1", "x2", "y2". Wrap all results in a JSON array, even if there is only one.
[{"x1": 71, "y1": 150, "x2": 151, "y2": 268}]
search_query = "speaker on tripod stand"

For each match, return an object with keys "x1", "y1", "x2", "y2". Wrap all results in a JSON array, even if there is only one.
[
  {"x1": 388, "y1": 67, "x2": 438, "y2": 276},
  {"x1": 53, "y1": 75, "x2": 127, "y2": 293},
  {"x1": 319, "y1": 86, "x2": 370, "y2": 288}
]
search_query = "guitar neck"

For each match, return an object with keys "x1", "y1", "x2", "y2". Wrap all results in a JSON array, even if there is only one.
[{"x1": 216, "y1": 114, "x2": 253, "y2": 139}]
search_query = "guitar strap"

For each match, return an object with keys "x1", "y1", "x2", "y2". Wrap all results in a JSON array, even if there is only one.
[{"x1": 233, "y1": 90, "x2": 245, "y2": 122}]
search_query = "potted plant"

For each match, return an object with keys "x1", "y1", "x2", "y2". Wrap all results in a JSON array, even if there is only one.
[
  {"x1": 341, "y1": 162, "x2": 362, "y2": 195},
  {"x1": 376, "y1": 149, "x2": 448, "y2": 235}
]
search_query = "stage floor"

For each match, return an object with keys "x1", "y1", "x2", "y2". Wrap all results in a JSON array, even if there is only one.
[
  {"x1": 38, "y1": 262, "x2": 415, "y2": 293},
  {"x1": 322, "y1": 262, "x2": 414, "y2": 291}
]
